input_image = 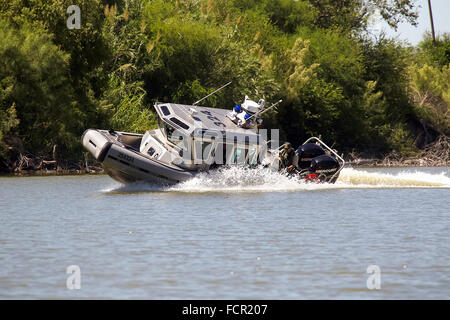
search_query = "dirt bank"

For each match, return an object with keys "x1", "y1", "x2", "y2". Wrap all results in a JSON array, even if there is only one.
[
  {"x1": 1, "y1": 135, "x2": 449, "y2": 177},
  {"x1": 346, "y1": 135, "x2": 450, "y2": 167}
]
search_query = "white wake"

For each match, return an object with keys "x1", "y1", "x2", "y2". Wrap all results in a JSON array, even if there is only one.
[
  {"x1": 103, "y1": 166, "x2": 450, "y2": 193},
  {"x1": 337, "y1": 167, "x2": 450, "y2": 187}
]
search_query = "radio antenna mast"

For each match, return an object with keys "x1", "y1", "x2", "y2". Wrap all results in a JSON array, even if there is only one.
[
  {"x1": 192, "y1": 82, "x2": 232, "y2": 106},
  {"x1": 246, "y1": 99, "x2": 282, "y2": 122}
]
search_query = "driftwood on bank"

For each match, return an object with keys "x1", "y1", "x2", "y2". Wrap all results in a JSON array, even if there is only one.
[
  {"x1": 9, "y1": 144, "x2": 104, "y2": 176},
  {"x1": 347, "y1": 135, "x2": 450, "y2": 167},
  {"x1": 2, "y1": 134, "x2": 449, "y2": 176}
]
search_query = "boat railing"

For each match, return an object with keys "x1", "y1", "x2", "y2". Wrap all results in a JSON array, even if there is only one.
[{"x1": 302, "y1": 136, "x2": 345, "y2": 182}]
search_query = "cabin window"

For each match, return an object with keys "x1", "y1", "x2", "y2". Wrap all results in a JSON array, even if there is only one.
[
  {"x1": 248, "y1": 146, "x2": 258, "y2": 166},
  {"x1": 158, "y1": 118, "x2": 185, "y2": 147},
  {"x1": 194, "y1": 141, "x2": 214, "y2": 162},
  {"x1": 166, "y1": 122, "x2": 175, "y2": 137},
  {"x1": 170, "y1": 117, "x2": 190, "y2": 130},
  {"x1": 232, "y1": 147, "x2": 248, "y2": 164},
  {"x1": 213, "y1": 143, "x2": 229, "y2": 165},
  {"x1": 160, "y1": 105, "x2": 171, "y2": 116},
  {"x1": 158, "y1": 118, "x2": 166, "y2": 137},
  {"x1": 167, "y1": 128, "x2": 185, "y2": 147}
]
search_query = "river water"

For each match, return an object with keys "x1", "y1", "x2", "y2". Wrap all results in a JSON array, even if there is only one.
[{"x1": 0, "y1": 166, "x2": 449, "y2": 299}]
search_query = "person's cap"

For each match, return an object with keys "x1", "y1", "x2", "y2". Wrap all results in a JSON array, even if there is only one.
[{"x1": 283, "y1": 142, "x2": 291, "y2": 148}]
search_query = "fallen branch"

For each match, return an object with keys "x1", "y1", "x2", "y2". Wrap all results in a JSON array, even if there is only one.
[{"x1": 347, "y1": 135, "x2": 450, "y2": 167}]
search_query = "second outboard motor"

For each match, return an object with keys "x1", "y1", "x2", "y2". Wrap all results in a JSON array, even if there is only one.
[
  {"x1": 295, "y1": 143, "x2": 325, "y2": 169},
  {"x1": 309, "y1": 154, "x2": 340, "y2": 181}
]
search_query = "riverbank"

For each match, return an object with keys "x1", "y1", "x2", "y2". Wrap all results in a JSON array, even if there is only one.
[
  {"x1": 0, "y1": 168, "x2": 105, "y2": 177},
  {"x1": 346, "y1": 157, "x2": 450, "y2": 168},
  {"x1": 347, "y1": 135, "x2": 450, "y2": 167},
  {"x1": 0, "y1": 157, "x2": 105, "y2": 177},
  {"x1": 1, "y1": 135, "x2": 449, "y2": 176},
  {"x1": 0, "y1": 148, "x2": 104, "y2": 177},
  {"x1": 2, "y1": 160, "x2": 449, "y2": 177}
]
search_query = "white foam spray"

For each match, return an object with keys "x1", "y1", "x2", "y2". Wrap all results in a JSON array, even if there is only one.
[
  {"x1": 338, "y1": 167, "x2": 450, "y2": 188},
  {"x1": 103, "y1": 166, "x2": 450, "y2": 193}
]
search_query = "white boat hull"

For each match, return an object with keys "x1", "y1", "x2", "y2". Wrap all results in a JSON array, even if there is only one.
[{"x1": 82, "y1": 129, "x2": 196, "y2": 185}]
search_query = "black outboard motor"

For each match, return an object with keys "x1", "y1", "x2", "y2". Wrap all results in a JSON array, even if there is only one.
[
  {"x1": 289, "y1": 137, "x2": 344, "y2": 184},
  {"x1": 294, "y1": 143, "x2": 325, "y2": 169},
  {"x1": 309, "y1": 154, "x2": 340, "y2": 182}
]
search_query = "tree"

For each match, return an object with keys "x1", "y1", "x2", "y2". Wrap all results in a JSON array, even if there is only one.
[
  {"x1": 0, "y1": 18, "x2": 79, "y2": 155},
  {"x1": 308, "y1": 0, "x2": 418, "y2": 32},
  {"x1": 418, "y1": 33, "x2": 450, "y2": 69}
]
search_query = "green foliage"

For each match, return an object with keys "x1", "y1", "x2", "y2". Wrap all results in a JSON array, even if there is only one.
[
  {"x1": 245, "y1": 0, "x2": 316, "y2": 34},
  {"x1": 301, "y1": 28, "x2": 365, "y2": 96},
  {"x1": 274, "y1": 31, "x2": 369, "y2": 149},
  {"x1": 0, "y1": 17, "x2": 80, "y2": 154},
  {"x1": 138, "y1": 0, "x2": 280, "y2": 107},
  {"x1": 359, "y1": 81, "x2": 389, "y2": 149},
  {"x1": 308, "y1": 0, "x2": 418, "y2": 32},
  {"x1": 361, "y1": 36, "x2": 413, "y2": 121},
  {"x1": 418, "y1": 33, "x2": 450, "y2": 69},
  {"x1": 406, "y1": 33, "x2": 450, "y2": 136},
  {"x1": 283, "y1": 38, "x2": 319, "y2": 101},
  {"x1": 0, "y1": 104, "x2": 19, "y2": 158},
  {"x1": 107, "y1": 77, "x2": 157, "y2": 133},
  {"x1": 408, "y1": 63, "x2": 450, "y2": 135},
  {"x1": 0, "y1": 0, "x2": 446, "y2": 167},
  {"x1": 386, "y1": 123, "x2": 418, "y2": 157}
]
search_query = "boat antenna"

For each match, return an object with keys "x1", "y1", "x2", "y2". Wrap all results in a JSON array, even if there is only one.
[
  {"x1": 246, "y1": 99, "x2": 282, "y2": 122},
  {"x1": 192, "y1": 82, "x2": 232, "y2": 106}
]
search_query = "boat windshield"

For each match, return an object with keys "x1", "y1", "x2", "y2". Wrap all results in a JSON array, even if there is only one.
[
  {"x1": 159, "y1": 118, "x2": 185, "y2": 147},
  {"x1": 192, "y1": 140, "x2": 259, "y2": 165},
  {"x1": 231, "y1": 147, "x2": 247, "y2": 164},
  {"x1": 248, "y1": 146, "x2": 258, "y2": 166}
]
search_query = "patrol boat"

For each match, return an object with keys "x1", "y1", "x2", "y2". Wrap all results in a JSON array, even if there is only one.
[{"x1": 82, "y1": 87, "x2": 345, "y2": 185}]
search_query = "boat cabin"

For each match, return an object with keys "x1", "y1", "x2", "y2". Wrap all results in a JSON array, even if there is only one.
[{"x1": 140, "y1": 102, "x2": 266, "y2": 170}]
